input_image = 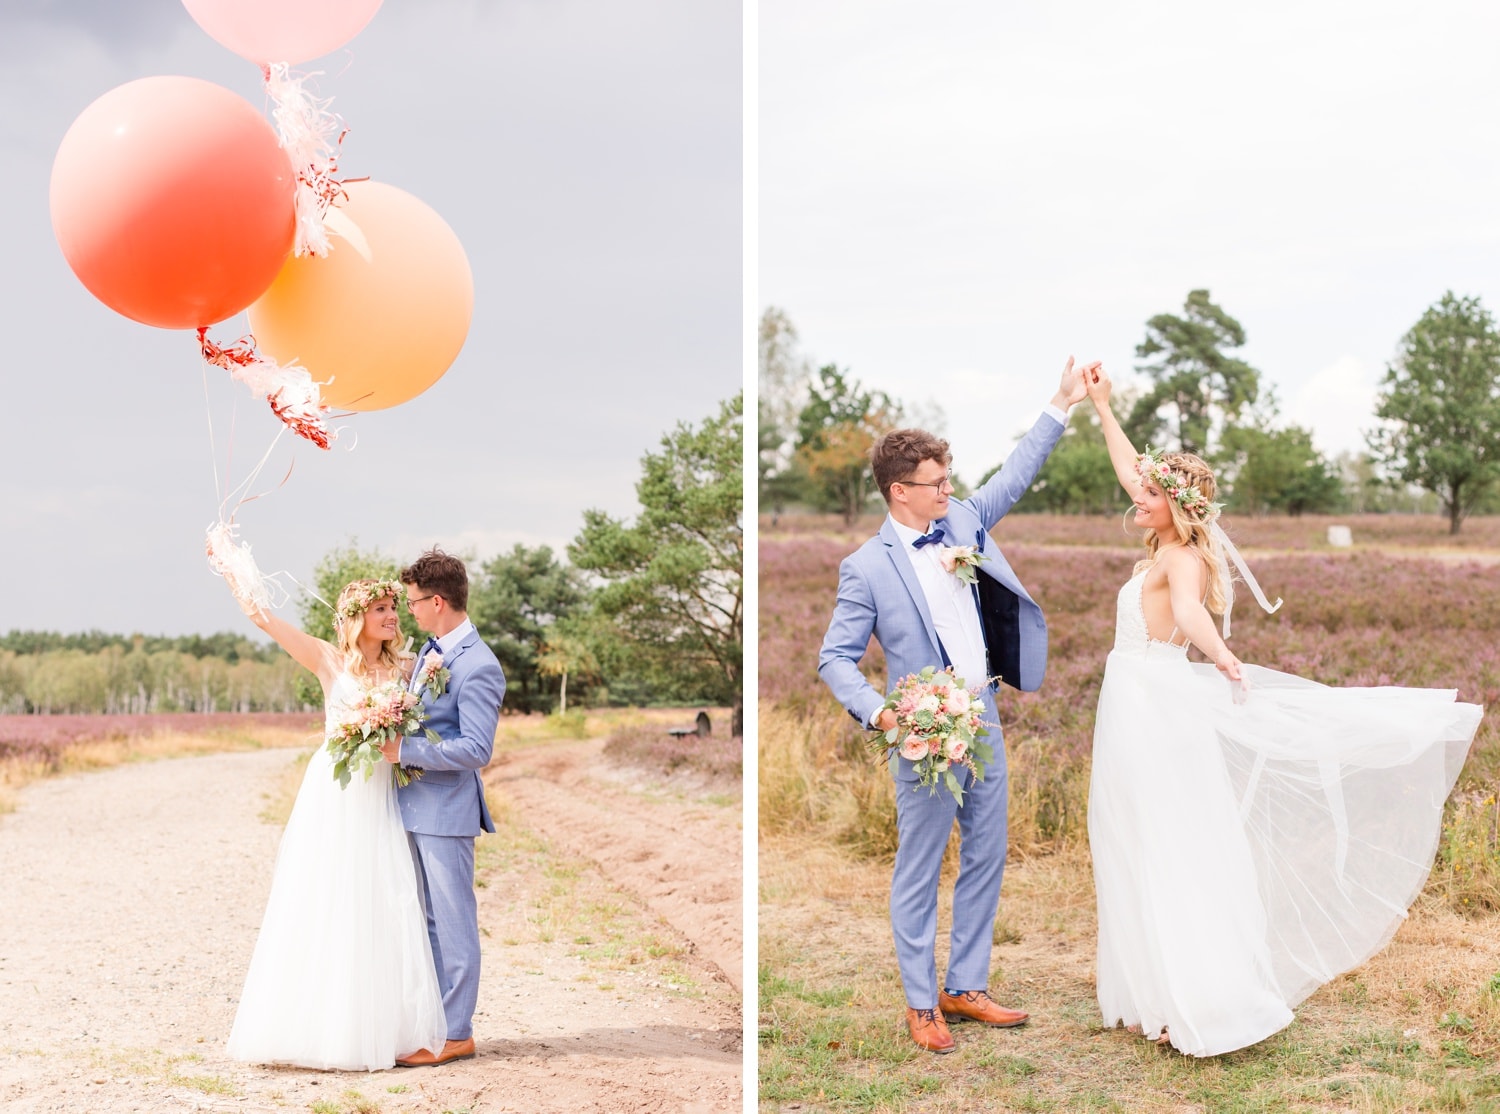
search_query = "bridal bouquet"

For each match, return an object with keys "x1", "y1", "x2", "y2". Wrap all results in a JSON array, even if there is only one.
[
  {"x1": 326, "y1": 679, "x2": 436, "y2": 789},
  {"x1": 869, "y1": 666, "x2": 995, "y2": 805}
]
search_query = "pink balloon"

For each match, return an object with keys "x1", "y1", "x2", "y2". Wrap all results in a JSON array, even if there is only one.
[
  {"x1": 50, "y1": 76, "x2": 295, "y2": 330},
  {"x1": 181, "y1": 0, "x2": 384, "y2": 66}
]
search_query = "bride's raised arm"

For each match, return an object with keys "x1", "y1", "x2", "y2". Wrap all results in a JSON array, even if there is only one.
[
  {"x1": 1084, "y1": 365, "x2": 1143, "y2": 497},
  {"x1": 207, "y1": 533, "x2": 337, "y2": 685},
  {"x1": 243, "y1": 603, "x2": 338, "y2": 687}
]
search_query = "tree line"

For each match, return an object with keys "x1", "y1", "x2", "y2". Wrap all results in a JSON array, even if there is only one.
[
  {"x1": 760, "y1": 292, "x2": 1500, "y2": 534},
  {"x1": 3, "y1": 395, "x2": 744, "y2": 729}
]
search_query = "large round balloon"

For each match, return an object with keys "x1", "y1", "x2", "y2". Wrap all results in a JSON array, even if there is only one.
[
  {"x1": 248, "y1": 180, "x2": 473, "y2": 411},
  {"x1": 182, "y1": 0, "x2": 383, "y2": 66},
  {"x1": 50, "y1": 76, "x2": 295, "y2": 330}
]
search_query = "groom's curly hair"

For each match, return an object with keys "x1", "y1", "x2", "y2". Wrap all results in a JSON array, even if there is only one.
[
  {"x1": 871, "y1": 428, "x2": 952, "y2": 503},
  {"x1": 400, "y1": 548, "x2": 469, "y2": 612}
]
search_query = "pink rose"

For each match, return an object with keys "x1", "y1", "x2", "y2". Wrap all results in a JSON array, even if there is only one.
[
  {"x1": 944, "y1": 689, "x2": 971, "y2": 715},
  {"x1": 938, "y1": 544, "x2": 975, "y2": 573},
  {"x1": 899, "y1": 735, "x2": 929, "y2": 762},
  {"x1": 945, "y1": 737, "x2": 968, "y2": 761}
]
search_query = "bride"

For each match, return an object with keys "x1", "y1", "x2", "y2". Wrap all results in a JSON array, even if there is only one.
[
  {"x1": 221, "y1": 574, "x2": 446, "y2": 1070},
  {"x1": 1081, "y1": 364, "x2": 1482, "y2": 1057}
]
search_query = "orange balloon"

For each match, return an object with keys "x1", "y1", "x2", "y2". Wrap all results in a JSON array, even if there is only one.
[
  {"x1": 248, "y1": 181, "x2": 474, "y2": 411},
  {"x1": 50, "y1": 76, "x2": 295, "y2": 329}
]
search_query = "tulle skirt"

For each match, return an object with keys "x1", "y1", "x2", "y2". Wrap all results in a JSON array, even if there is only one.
[
  {"x1": 1088, "y1": 646, "x2": 1480, "y2": 1057},
  {"x1": 227, "y1": 743, "x2": 447, "y2": 1070}
]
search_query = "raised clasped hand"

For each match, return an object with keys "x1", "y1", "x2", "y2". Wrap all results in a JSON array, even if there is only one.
[
  {"x1": 1085, "y1": 361, "x2": 1111, "y2": 403},
  {"x1": 1058, "y1": 356, "x2": 1097, "y2": 407}
]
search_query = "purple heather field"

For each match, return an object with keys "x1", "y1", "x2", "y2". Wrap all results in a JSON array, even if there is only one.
[{"x1": 761, "y1": 515, "x2": 1500, "y2": 786}]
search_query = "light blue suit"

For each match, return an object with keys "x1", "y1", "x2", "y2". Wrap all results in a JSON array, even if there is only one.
[
  {"x1": 818, "y1": 413, "x2": 1063, "y2": 1007},
  {"x1": 398, "y1": 625, "x2": 505, "y2": 1042}
]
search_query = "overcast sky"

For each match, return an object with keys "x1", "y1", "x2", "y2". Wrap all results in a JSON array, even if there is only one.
[
  {"x1": 760, "y1": 0, "x2": 1500, "y2": 483},
  {"x1": 0, "y1": 0, "x2": 740, "y2": 635}
]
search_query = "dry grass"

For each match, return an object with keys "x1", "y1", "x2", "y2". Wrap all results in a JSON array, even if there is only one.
[
  {"x1": 0, "y1": 721, "x2": 317, "y2": 815},
  {"x1": 494, "y1": 705, "x2": 715, "y2": 750},
  {"x1": 603, "y1": 710, "x2": 742, "y2": 780},
  {"x1": 760, "y1": 815, "x2": 1500, "y2": 1112}
]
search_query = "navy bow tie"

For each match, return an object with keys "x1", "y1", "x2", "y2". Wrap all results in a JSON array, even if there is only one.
[
  {"x1": 912, "y1": 529, "x2": 945, "y2": 549},
  {"x1": 420, "y1": 637, "x2": 440, "y2": 658}
]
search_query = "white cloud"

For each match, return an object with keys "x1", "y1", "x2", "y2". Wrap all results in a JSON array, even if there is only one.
[
  {"x1": 1286, "y1": 356, "x2": 1382, "y2": 458},
  {"x1": 762, "y1": 0, "x2": 1500, "y2": 474}
]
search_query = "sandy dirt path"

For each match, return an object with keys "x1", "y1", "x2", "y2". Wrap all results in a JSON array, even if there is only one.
[
  {"x1": 486, "y1": 740, "x2": 742, "y2": 994},
  {"x1": 0, "y1": 739, "x2": 742, "y2": 1113}
]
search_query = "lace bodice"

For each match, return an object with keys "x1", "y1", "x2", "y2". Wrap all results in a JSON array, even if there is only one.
[
  {"x1": 323, "y1": 671, "x2": 365, "y2": 734},
  {"x1": 1113, "y1": 571, "x2": 1189, "y2": 660}
]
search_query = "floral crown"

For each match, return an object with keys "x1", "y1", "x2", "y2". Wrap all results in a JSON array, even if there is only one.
[
  {"x1": 1136, "y1": 447, "x2": 1223, "y2": 520},
  {"x1": 336, "y1": 579, "x2": 405, "y2": 622}
]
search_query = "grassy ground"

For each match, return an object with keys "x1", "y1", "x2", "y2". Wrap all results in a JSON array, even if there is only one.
[
  {"x1": 760, "y1": 514, "x2": 1500, "y2": 1112},
  {"x1": 760, "y1": 836, "x2": 1500, "y2": 1113}
]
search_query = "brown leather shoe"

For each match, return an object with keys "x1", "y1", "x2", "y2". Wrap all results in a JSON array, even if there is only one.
[
  {"x1": 938, "y1": 989, "x2": 1029, "y2": 1028},
  {"x1": 905, "y1": 1006, "x2": 956, "y2": 1053},
  {"x1": 395, "y1": 1037, "x2": 477, "y2": 1067}
]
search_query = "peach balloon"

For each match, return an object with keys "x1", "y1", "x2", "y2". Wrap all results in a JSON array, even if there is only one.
[
  {"x1": 181, "y1": 0, "x2": 383, "y2": 66},
  {"x1": 50, "y1": 76, "x2": 295, "y2": 330},
  {"x1": 248, "y1": 181, "x2": 474, "y2": 411}
]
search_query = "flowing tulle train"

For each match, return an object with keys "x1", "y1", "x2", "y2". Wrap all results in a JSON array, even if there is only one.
[{"x1": 1089, "y1": 574, "x2": 1480, "y2": 1057}]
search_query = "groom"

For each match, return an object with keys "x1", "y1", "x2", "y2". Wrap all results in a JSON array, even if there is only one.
[
  {"x1": 819, "y1": 359, "x2": 1088, "y2": 1054},
  {"x1": 380, "y1": 547, "x2": 506, "y2": 1066}
]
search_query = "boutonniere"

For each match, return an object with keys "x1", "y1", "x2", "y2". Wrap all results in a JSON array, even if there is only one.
[
  {"x1": 938, "y1": 544, "x2": 987, "y2": 585},
  {"x1": 417, "y1": 651, "x2": 450, "y2": 700}
]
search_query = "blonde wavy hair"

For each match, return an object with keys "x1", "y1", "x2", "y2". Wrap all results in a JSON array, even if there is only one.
[
  {"x1": 334, "y1": 579, "x2": 405, "y2": 678},
  {"x1": 1130, "y1": 451, "x2": 1230, "y2": 617}
]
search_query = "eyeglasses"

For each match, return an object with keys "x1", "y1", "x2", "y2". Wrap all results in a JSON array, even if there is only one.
[
  {"x1": 404, "y1": 593, "x2": 437, "y2": 611},
  {"x1": 897, "y1": 475, "x2": 954, "y2": 492}
]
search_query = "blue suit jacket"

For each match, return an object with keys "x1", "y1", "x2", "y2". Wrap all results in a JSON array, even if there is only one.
[
  {"x1": 398, "y1": 626, "x2": 505, "y2": 836},
  {"x1": 818, "y1": 412, "x2": 1064, "y2": 729}
]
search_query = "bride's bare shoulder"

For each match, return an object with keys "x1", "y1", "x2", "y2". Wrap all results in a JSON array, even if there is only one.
[{"x1": 1157, "y1": 544, "x2": 1208, "y2": 587}]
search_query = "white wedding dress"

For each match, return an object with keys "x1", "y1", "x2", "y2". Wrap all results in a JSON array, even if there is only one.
[
  {"x1": 227, "y1": 671, "x2": 447, "y2": 1070},
  {"x1": 1088, "y1": 570, "x2": 1481, "y2": 1057}
]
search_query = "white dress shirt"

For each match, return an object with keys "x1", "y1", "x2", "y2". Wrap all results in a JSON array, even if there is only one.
[
  {"x1": 399, "y1": 618, "x2": 477, "y2": 759},
  {"x1": 889, "y1": 517, "x2": 989, "y2": 692},
  {"x1": 411, "y1": 618, "x2": 476, "y2": 692}
]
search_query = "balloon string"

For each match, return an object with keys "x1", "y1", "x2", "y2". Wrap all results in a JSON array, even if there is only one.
[
  {"x1": 281, "y1": 570, "x2": 336, "y2": 615},
  {"x1": 218, "y1": 426, "x2": 289, "y2": 525},
  {"x1": 201, "y1": 360, "x2": 222, "y2": 509}
]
